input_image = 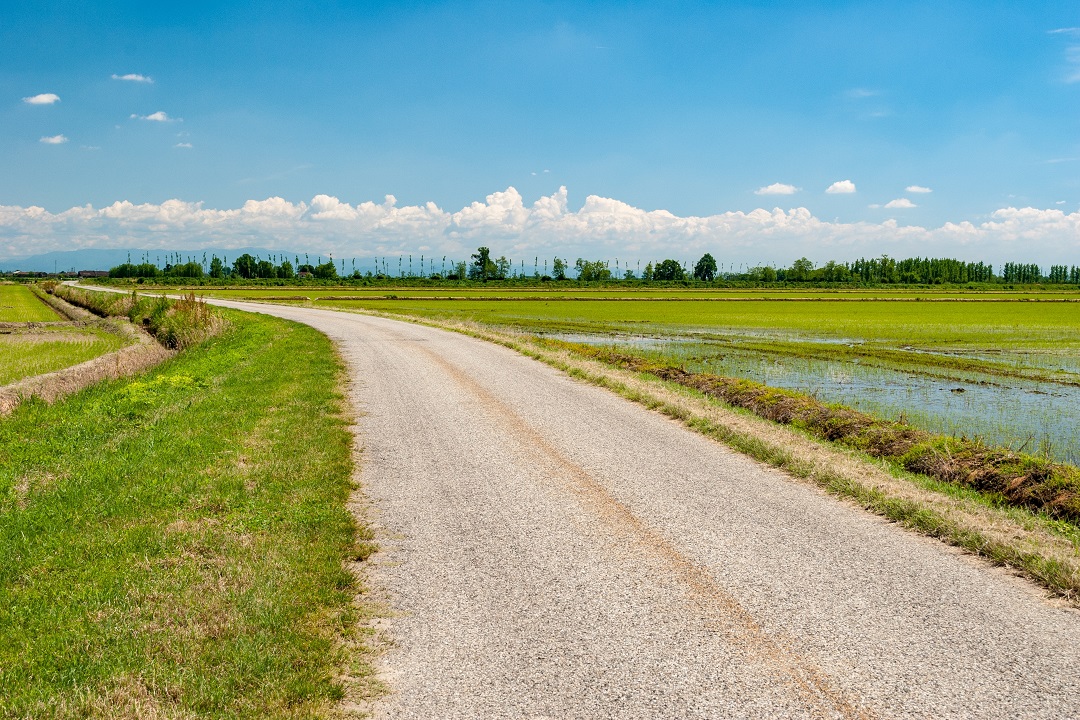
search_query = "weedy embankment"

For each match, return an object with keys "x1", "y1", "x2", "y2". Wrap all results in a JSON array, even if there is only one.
[
  {"x1": 0, "y1": 309, "x2": 379, "y2": 718},
  {"x1": 46, "y1": 282, "x2": 225, "y2": 349},
  {"x1": 555, "y1": 341, "x2": 1080, "y2": 525}
]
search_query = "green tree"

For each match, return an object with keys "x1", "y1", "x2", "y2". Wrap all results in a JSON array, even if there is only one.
[
  {"x1": 652, "y1": 259, "x2": 686, "y2": 282},
  {"x1": 787, "y1": 257, "x2": 814, "y2": 282},
  {"x1": 233, "y1": 253, "x2": 257, "y2": 279},
  {"x1": 552, "y1": 257, "x2": 567, "y2": 280},
  {"x1": 469, "y1": 247, "x2": 497, "y2": 280},
  {"x1": 693, "y1": 253, "x2": 717, "y2": 281},
  {"x1": 748, "y1": 266, "x2": 777, "y2": 282},
  {"x1": 313, "y1": 261, "x2": 338, "y2": 279},
  {"x1": 179, "y1": 261, "x2": 204, "y2": 278},
  {"x1": 819, "y1": 260, "x2": 849, "y2": 283},
  {"x1": 574, "y1": 259, "x2": 612, "y2": 282},
  {"x1": 277, "y1": 260, "x2": 295, "y2": 279},
  {"x1": 209, "y1": 256, "x2": 224, "y2": 279}
]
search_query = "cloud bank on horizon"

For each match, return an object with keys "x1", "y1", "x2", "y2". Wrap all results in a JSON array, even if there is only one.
[{"x1": 3, "y1": 187, "x2": 1078, "y2": 266}]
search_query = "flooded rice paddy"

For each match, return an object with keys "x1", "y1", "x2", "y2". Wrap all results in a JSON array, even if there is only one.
[{"x1": 553, "y1": 332, "x2": 1080, "y2": 465}]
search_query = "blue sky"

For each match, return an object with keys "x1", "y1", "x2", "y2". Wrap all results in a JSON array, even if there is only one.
[{"x1": 3, "y1": 1, "x2": 1080, "y2": 265}]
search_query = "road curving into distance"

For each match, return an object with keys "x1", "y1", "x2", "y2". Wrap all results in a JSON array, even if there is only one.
[{"x1": 193, "y1": 298, "x2": 1080, "y2": 717}]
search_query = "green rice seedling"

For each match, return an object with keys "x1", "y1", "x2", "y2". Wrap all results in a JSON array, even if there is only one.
[
  {"x1": 0, "y1": 284, "x2": 61, "y2": 322},
  {"x1": 0, "y1": 327, "x2": 130, "y2": 385}
]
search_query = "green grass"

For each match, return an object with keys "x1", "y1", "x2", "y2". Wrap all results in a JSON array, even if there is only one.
[
  {"x1": 0, "y1": 327, "x2": 131, "y2": 385},
  {"x1": 0, "y1": 310, "x2": 368, "y2": 718},
  {"x1": 49, "y1": 284, "x2": 224, "y2": 350},
  {"x1": 82, "y1": 275, "x2": 1080, "y2": 302},
  {"x1": 0, "y1": 284, "x2": 61, "y2": 322},
  {"x1": 312, "y1": 295, "x2": 1080, "y2": 351}
]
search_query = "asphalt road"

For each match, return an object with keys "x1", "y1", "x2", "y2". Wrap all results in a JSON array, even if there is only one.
[{"x1": 211, "y1": 300, "x2": 1080, "y2": 718}]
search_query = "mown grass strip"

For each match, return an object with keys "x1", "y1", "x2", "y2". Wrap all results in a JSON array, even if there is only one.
[{"x1": 0, "y1": 310, "x2": 375, "y2": 718}]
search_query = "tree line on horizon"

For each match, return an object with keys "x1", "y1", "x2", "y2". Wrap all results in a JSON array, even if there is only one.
[{"x1": 104, "y1": 248, "x2": 1080, "y2": 286}]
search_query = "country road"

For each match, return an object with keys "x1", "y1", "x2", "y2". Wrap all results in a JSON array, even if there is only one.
[{"x1": 139, "y1": 295, "x2": 1080, "y2": 716}]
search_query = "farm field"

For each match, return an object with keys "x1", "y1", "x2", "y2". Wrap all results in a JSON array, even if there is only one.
[
  {"x1": 154, "y1": 283, "x2": 1080, "y2": 302},
  {"x1": 0, "y1": 283, "x2": 62, "y2": 322},
  {"x1": 295, "y1": 289, "x2": 1080, "y2": 465},
  {"x1": 0, "y1": 325, "x2": 130, "y2": 385},
  {"x1": 0, "y1": 285, "x2": 136, "y2": 387},
  {"x1": 0, "y1": 309, "x2": 370, "y2": 718}
]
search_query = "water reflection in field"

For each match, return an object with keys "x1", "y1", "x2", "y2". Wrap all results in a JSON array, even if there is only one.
[{"x1": 551, "y1": 332, "x2": 1080, "y2": 465}]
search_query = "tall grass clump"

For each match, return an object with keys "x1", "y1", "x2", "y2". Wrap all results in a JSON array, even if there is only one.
[
  {"x1": 48, "y1": 284, "x2": 224, "y2": 349},
  {"x1": 558, "y1": 340, "x2": 1080, "y2": 524}
]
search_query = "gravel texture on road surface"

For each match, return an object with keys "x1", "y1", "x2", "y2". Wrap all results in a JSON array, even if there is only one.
[{"x1": 208, "y1": 300, "x2": 1080, "y2": 718}]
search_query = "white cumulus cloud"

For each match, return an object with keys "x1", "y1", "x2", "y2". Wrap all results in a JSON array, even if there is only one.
[
  {"x1": 131, "y1": 111, "x2": 179, "y2": 122},
  {"x1": 754, "y1": 183, "x2": 799, "y2": 196},
  {"x1": 23, "y1": 93, "x2": 60, "y2": 105},
  {"x1": 39, "y1": 135, "x2": 68, "y2": 144},
  {"x1": 112, "y1": 73, "x2": 153, "y2": 83},
  {"x1": 884, "y1": 198, "x2": 917, "y2": 209},
  {"x1": 1, "y1": 188, "x2": 1079, "y2": 267},
  {"x1": 174, "y1": 142, "x2": 193, "y2": 149},
  {"x1": 825, "y1": 180, "x2": 856, "y2": 194},
  {"x1": 906, "y1": 185, "x2": 933, "y2": 193}
]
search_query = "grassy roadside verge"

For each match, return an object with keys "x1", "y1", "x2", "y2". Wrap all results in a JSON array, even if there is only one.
[
  {"x1": 348, "y1": 309, "x2": 1080, "y2": 603},
  {"x1": 0, "y1": 309, "x2": 377, "y2": 718}
]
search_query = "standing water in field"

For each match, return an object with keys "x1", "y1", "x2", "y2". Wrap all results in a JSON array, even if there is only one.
[{"x1": 551, "y1": 332, "x2": 1080, "y2": 466}]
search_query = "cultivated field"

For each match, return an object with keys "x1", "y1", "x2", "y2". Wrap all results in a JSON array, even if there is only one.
[
  {"x1": 0, "y1": 284, "x2": 133, "y2": 387},
  {"x1": 0, "y1": 326, "x2": 129, "y2": 385},
  {"x1": 188, "y1": 284, "x2": 1080, "y2": 301},
  {"x1": 0, "y1": 283, "x2": 62, "y2": 322}
]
